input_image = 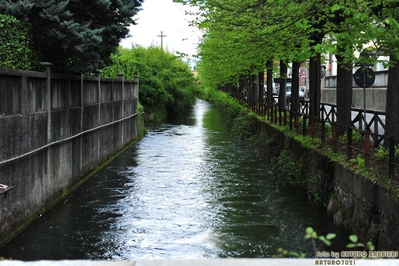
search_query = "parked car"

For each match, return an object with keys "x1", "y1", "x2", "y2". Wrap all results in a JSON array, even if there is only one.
[
  {"x1": 264, "y1": 85, "x2": 278, "y2": 95},
  {"x1": 285, "y1": 86, "x2": 305, "y2": 103}
]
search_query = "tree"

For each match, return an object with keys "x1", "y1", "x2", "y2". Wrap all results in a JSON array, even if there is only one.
[
  {"x1": 176, "y1": 0, "x2": 399, "y2": 141},
  {"x1": 375, "y1": 2, "x2": 399, "y2": 145},
  {"x1": 0, "y1": 0, "x2": 143, "y2": 73},
  {"x1": 323, "y1": 2, "x2": 376, "y2": 136},
  {"x1": 101, "y1": 45, "x2": 200, "y2": 119},
  {"x1": 178, "y1": 0, "x2": 314, "y2": 89},
  {"x1": 324, "y1": 1, "x2": 399, "y2": 138}
]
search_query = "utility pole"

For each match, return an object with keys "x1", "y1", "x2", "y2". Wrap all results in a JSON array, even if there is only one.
[{"x1": 157, "y1": 31, "x2": 167, "y2": 50}]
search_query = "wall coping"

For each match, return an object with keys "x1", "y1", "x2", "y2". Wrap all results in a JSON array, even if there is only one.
[{"x1": 0, "y1": 259, "x2": 398, "y2": 266}]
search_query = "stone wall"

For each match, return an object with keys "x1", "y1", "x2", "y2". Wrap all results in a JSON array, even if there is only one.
[
  {"x1": 266, "y1": 123, "x2": 399, "y2": 250},
  {"x1": 0, "y1": 67, "x2": 139, "y2": 245}
]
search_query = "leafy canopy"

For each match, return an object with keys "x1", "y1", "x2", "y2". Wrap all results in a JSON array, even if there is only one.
[
  {"x1": 176, "y1": 0, "x2": 399, "y2": 87},
  {"x1": 102, "y1": 46, "x2": 201, "y2": 118},
  {"x1": 0, "y1": 0, "x2": 143, "y2": 73}
]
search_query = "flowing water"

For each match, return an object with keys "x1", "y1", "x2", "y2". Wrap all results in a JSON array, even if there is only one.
[{"x1": 0, "y1": 100, "x2": 348, "y2": 260}]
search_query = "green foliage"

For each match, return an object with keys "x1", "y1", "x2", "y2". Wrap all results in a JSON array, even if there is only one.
[
  {"x1": 275, "y1": 248, "x2": 306, "y2": 258},
  {"x1": 0, "y1": 14, "x2": 36, "y2": 70},
  {"x1": 304, "y1": 227, "x2": 336, "y2": 247},
  {"x1": 295, "y1": 134, "x2": 322, "y2": 149},
  {"x1": 230, "y1": 111, "x2": 258, "y2": 141},
  {"x1": 374, "y1": 145, "x2": 399, "y2": 160},
  {"x1": 347, "y1": 234, "x2": 375, "y2": 251},
  {"x1": 338, "y1": 129, "x2": 363, "y2": 144},
  {"x1": 275, "y1": 226, "x2": 335, "y2": 258},
  {"x1": 271, "y1": 143, "x2": 308, "y2": 183},
  {"x1": 203, "y1": 86, "x2": 246, "y2": 127},
  {"x1": 135, "y1": 102, "x2": 147, "y2": 138},
  {"x1": 0, "y1": 0, "x2": 143, "y2": 73},
  {"x1": 352, "y1": 130, "x2": 363, "y2": 143},
  {"x1": 101, "y1": 46, "x2": 201, "y2": 119},
  {"x1": 276, "y1": 227, "x2": 374, "y2": 258},
  {"x1": 176, "y1": 0, "x2": 399, "y2": 89},
  {"x1": 375, "y1": 146, "x2": 389, "y2": 159},
  {"x1": 350, "y1": 155, "x2": 365, "y2": 168}
]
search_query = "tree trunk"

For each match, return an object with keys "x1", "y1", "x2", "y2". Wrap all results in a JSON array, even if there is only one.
[
  {"x1": 248, "y1": 74, "x2": 258, "y2": 102},
  {"x1": 258, "y1": 71, "x2": 264, "y2": 104},
  {"x1": 291, "y1": 61, "x2": 300, "y2": 113},
  {"x1": 239, "y1": 77, "x2": 248, "y2": 100},
  {"x1": 384, "y1": 55, "x2": 399, "y2": 147},
  {"x1": 309, "y1": 54, "x2": 321, "y2": 118},
  {"x1": 266, "y1": 60, "x2": 273, "y2": 107},
  {"x1": 335, "y1": 54, "x2": 353, "y2": 137},
  {"x1": 278, "y1": 61, "x2": 287, "y2": 110}
]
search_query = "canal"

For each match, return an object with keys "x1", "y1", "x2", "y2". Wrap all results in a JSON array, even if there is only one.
[{"x1": 0, "y1": 100, "x2": 348, "y2": 260}]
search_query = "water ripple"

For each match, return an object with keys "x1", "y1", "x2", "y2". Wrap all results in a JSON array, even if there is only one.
[{"x1": 0, "y1": 100, "x2": 349, "y2": 260}]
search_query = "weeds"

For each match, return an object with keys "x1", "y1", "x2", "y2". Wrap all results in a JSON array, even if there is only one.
[{"x1": 274, "y1": 227, "x2": 375, "y2": 258}]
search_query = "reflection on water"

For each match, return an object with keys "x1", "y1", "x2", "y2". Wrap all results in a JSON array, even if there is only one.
[{"x1": 0, "y1": 100, "x2": 348, "y2": 260}]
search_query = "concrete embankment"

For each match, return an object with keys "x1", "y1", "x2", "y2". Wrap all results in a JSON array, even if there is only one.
[
  {"x1": 0, "y1": 259, "x2": 398, "y2": 265},
  {"x1": 209, "y1": 88, "x2": 399, "y2": 250},
  {"x1": 0, "y1": 67, "x2": 141, "y2": 246}
]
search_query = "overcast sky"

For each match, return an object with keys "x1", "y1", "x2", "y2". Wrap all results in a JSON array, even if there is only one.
[{"x1": 120, "y1": 0, "x2": 201, "y2": 57}]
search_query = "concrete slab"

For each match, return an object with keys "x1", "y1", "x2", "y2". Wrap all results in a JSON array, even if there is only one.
[{"x1": 0, "y1": 259, "x2": 398, "y2": 266}]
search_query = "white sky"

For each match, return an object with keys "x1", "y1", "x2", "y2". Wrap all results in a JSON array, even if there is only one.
[{"x1": 120, "y1": 0, "x2": 201, "y2": 58}]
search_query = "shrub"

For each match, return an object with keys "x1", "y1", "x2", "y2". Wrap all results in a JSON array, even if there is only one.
[
  {"x1": 101, "y1": 45, "x2": 201, "y2": 120},
  {"x1": 0, "y1": 14, "x2": 36, "y2": 70}
]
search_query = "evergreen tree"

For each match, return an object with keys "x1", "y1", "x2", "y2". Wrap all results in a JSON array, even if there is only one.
[{"x1": 0, "y1": 0, "x2": 143, "y2": 73}]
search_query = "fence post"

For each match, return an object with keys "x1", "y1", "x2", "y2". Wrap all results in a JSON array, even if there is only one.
[
  {"x1": 134, "y1": 75, "x2": 139, "y2": 98},
  {"x1": 373, "y1": 111, "x2": 379, "y2": 138},
  {"x1": 41, "y1": 62, "x2": 53, "y2": 143},
  {"x1": 310, "y1": 117, "x2": 315, "y2": 138},
  {"x1": 118, "y1": 73, "x2": 125, "y2": 144},
  {"x1": 41, "y1": 62, "x2": 53, "y2": 186},
  {"x1": 389, "y1": 136, "x2": 395, "y2": 179},
  {"x1": 289, "y1": 110, "x2": 293, "y2": 130},
  {"x1": 332, "y1": 123, "x2": 337, "y2": 153},
  {"x1": 117, "y1": 73, "x2": 125, "y2": 113},
  {"x1": 95, "y1": 70, "x2": 102, "y2": 125},
  {"x1": 364, "y1": 129, "x2": 371, "y2": 167},
  {"x1": 284, "y1": 110, "x2": 287, "y2": 126},
  {"x1": 296, "y1": 113, "x2": 300, "y2": 133},
  {"x1": 347, "y1": 126, "x2": 352, "y2": 160},
  {"x1": 302, "y1": 115, "x2": 307, "y2": 136},
  {"x1": 321, "y1": 120, "x2": 325, "y2": 145}
]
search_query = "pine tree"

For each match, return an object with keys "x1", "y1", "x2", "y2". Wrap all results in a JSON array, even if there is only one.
[{"x1": 0, "y1": 0, "x2": 143, "y2": 73}]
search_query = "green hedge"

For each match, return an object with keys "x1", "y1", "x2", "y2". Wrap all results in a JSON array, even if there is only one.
[
  {"x1": 102, "y1": 46, "x2": 202, "y2": 120},
  {"x1": 0, "y1": 14, "x2": 35, "y2": 70}
]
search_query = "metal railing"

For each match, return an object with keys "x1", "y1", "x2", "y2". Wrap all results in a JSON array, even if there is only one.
[{"x1": 237, "y1": 96, "x2": 398, "y2": 179}]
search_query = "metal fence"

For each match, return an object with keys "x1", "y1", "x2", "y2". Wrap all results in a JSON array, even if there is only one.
[{"x1": 236, "y1": 95, "x2": 398, "y2": 179}]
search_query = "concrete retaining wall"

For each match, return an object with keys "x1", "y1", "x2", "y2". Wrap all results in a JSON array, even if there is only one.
[
  {"x1": 0, "y1": 67, "x2": 139, "y2": 246},
  {"x1": 322, "y1": 71, "x2": 388, "y2": 112},
  {"x1": 265, "y1": 122, "x2": 399, "y2": 250},
  {"x1": 1, "y1": 259, "x2": 399, "y2": 265},
  {"x1": 322, "y1": 87, "x2": 387, "y2": 112}
]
